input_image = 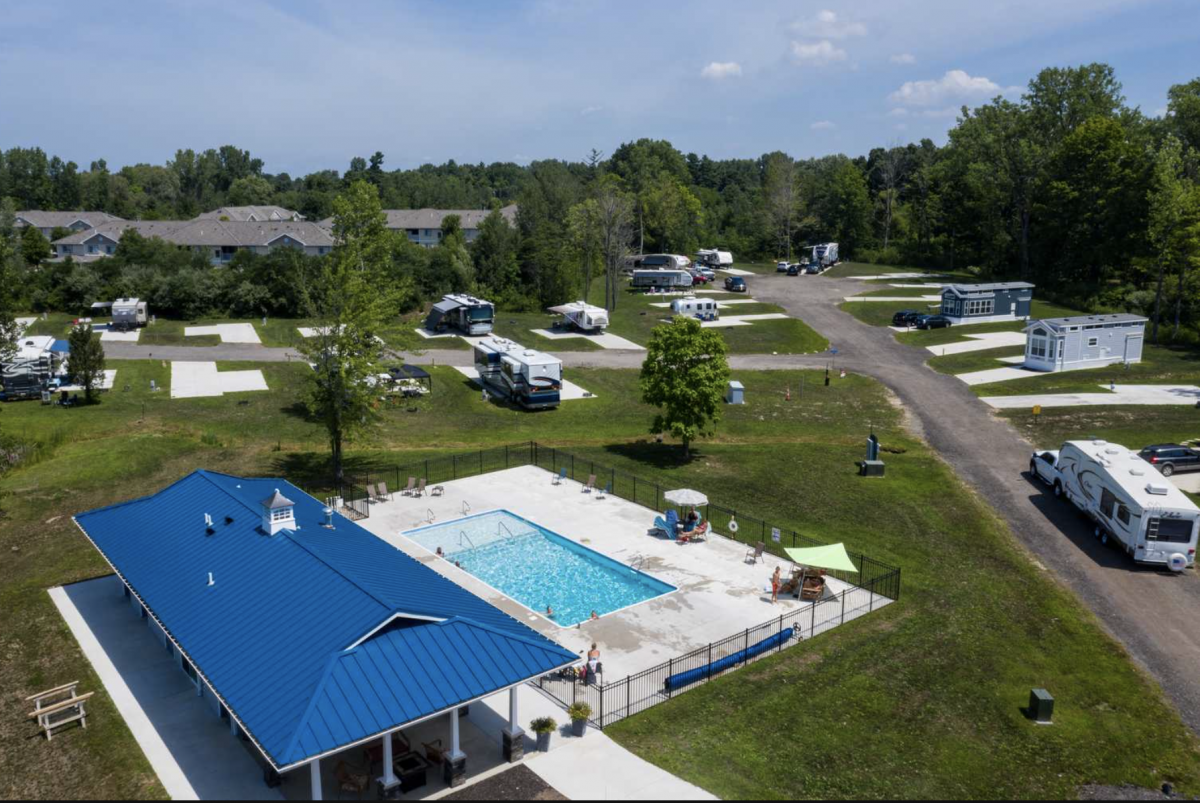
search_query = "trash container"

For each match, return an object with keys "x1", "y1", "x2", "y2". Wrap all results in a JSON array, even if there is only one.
[{"x1": 726, "y1": 381, "x2": 744, "y2": 405}]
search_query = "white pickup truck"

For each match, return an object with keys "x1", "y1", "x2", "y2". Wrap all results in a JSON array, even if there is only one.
[{"x1": 1029, "y1": 449, "x2": 1063, "y2": 496}]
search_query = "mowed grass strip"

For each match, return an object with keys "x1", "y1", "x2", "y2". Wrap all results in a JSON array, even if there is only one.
[{"x1": 2, "y1": 364, "x2": 1199, "y2": 798}]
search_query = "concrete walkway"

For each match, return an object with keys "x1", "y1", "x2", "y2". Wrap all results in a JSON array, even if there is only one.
[
  {"x1": 955, "y1": 366, "x2": 1042, "y2": 386},
  {"x1": 926, "y1": 331, "x2": 1028, "y2": 356},
  {"x1": 981, "y1": 384, "x2": 1200, "y2": 409},
  {"x1": 529, "y1": 329, "x2": 646, "y2": 350},
  {"x1": 527, "y1": 732, "x2": 716, "y2": 800},
  {"x1": 842, "y1": 295, "x2": 943, "y2": 302}
]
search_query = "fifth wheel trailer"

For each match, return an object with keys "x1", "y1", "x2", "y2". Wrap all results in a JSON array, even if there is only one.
[
  {"x1": 1054, "y1": 439, "x2": 1199, "y2": 570},
  {"x1": 547, "y1": 301, "x2": 609, "y2": 333}
]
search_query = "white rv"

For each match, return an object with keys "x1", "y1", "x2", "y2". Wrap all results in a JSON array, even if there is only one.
[
  {"x1": 812, "y1": 243, "x2": 839, "y2": 268},
  {"x1": 112, "y1": 298, "x2": 148, "y2": 330},
  {"x1": 671, "y1": 296, "x2": 720, "y2": 321},
  {"x1": 631, "y1": 269, "x2": 693, "y2": 290},
  {"x1": 1053, "y1": 439, "x2": 1199, "y2": 570},
  {"x1": 695, "y1": 248, "x2": 734, "y2": 268},
  {"x1": 547, "y1": 301, "x2": 609, "y2": 333},
  {"x1": 472, "y1": 337, "x2": 562, "y2": 410}
]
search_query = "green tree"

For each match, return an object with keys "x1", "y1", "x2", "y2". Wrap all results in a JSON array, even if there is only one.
[
  {"x1": 20, "y1": 225, "x2": 50, "y2": 265},
  {"x1": 762, "y1": 152, "x2": 801, "y2": 260},
  {"x1": 0, "y1": 200, "x2": 20, "y2": 363},
  {"x1": 642, "y1": 173, "x2": 703, "y2": 254},
  {"x1": 226, "y1": 175, "x2": 275, "y2": 206},
  {"x1": 822, "y1": 160, "x2": 873, "y2": 257},
  {"x1": 640, "y1": 317, "x2": 730, "y2": 458},
  {"x1": 1147, "y1": 136, "x2": 1189, "y2": 342},
  {"x1": 297, "y1": 180, "x2": 408, "y2": 483},
  {"x1": 470, "y1": 208, "x2": 521, "y2": 304},
  {"x1": 66, "y1": 323, "x2": 106, "y2": 404},
  {"x1": 1167, "y1": 78, "x2": 1200, "y2": 154}
]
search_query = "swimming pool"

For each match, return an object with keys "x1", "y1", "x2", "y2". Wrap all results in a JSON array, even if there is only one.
[{"x1": 402, "y1": 510, "x2": 674, "y2": 627}]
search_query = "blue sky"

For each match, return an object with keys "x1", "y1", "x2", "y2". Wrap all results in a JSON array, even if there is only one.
[{"x1": 1, "y1": 0, "x2": 1197, "y2": 175}]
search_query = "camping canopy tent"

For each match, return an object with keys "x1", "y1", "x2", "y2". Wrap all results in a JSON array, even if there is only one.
[
  {"x1": 387, "y1": 364, "x2": 432, "y2": 392},
  {"x1": 783, "y1": 544, "x2": 858, "y2": 573}
]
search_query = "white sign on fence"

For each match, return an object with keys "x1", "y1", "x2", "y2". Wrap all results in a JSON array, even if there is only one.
[{"x1": 771, "y1": 527, "x2": 781, "y2": 543}]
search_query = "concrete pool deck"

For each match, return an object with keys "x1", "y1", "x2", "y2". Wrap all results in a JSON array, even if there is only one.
[{"x1": 359, "y1": 465, "x2": 890, "y2": 679}]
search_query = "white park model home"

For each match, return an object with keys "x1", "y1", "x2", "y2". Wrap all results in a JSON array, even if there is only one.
[{"x1": 1023, "y1": 313, "x2": 1148, "y2": 372}]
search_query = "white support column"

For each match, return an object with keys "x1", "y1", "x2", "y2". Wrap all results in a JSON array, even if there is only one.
[
  {"x1": 508, "y1": 687, "x2": 519, "y2": 732},
  {"x1": 382, "y1": 731, "x2": 397, "y2": 787},
  {"x1": 450, "y1": 708, "x2": 463, "y2": 759},
  {"x1": 310, "y1": 759, "x2": 322, "y2": 801}
]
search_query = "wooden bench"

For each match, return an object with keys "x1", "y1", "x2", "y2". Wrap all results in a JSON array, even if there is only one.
[{"x1": 27, "y1": 684, "x2": 94, "y2": 741}]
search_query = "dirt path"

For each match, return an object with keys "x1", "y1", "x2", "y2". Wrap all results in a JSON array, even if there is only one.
[{"x1": 753, "y1": 273, "x2": 1200, "y2": 734}]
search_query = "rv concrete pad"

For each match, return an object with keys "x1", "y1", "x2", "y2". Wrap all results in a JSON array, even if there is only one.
[
  {"x1": 843, "y1": 295, "x2": 943, "y2": 302},
  {"x1": 701, "y1": 313, "x2": 790, "y2": 329},
  {"x1": 16, "y1": 316, "x2": 36, "y2": 334},
  {"x1": 169, "y1": 361, "x2": 269, "y2": 399},
  {"x1": 889, "y1": 283, "x2": 951, "y2": 288},
  {"x1": 529, "y1": 329, "x2": 645, "y2": 350},
  {"x1": 649, "y1": 299, "x2": 760, "y2": 309},
  {"x1": 184, "y1": 323, "x2": 261, "y2": 344},
  {"x1": 956, "y1": 366, "x2": 1042, "y2": 386},
  {"x1": 451, "y1": 365, "x2": 598, "y2": 401},
  {"x1": 845, "y1": 272, "x2": 941, "y2": 280},
  {"x1": 413, "y1": 327, "x2": 459, "y2": 340},
  {"x1": 998, "y1": 355, "x2": 1026, "y2": 364},
  {"x1": 717, "y1": 267, "x2": 754, "y2": 276},
  {"x1": 58, "y1": 369, "x2": 118, "y2": 393},
  {"x1": 362, "y1": 465, "x2": 888, "y2": 678},
  {"x1": 1170, "y1": 474, "x2": 1200, "y2": 494},
  {"x1": 928, "y1": 331, "x2": 1029, "y2": 357},
  {"x1": 981, "y1": 384, "x2": 1200, "y2": 409},
  {"x1": 95, "y1": 324, "x2": 142, "y2": 343}
]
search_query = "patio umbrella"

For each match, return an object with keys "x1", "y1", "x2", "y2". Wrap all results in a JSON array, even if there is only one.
[
  {"x1": 783, "y1": 544, "x2": 859, "y2": 573},
  {"x1": 663, "y1": 488, "x2": 709, "y2": 507}
]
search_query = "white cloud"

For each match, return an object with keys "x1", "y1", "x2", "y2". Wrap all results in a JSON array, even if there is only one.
[
  {"x1": 920, "y1": 106, "x2": 961, "y2": 118},
  {"x1": 888, "y1": 69, "x2": 1002, "y2": 107},
  {"x1": 810, "y1": 120, "x2": 835, "y2": 130},
  {"x1": 887, "y1": 108, "x2": 909, "y2": 118},
  {"x1": 790, "y1": 40, "x2": 847, "y2": 65},
  {"x1": 580, "y1": 105, "x2": 603, "y2": 116},
  {"x1": 894, "y1": 123, "x2": 908, "y2": 131},
  {"x1": 792, "y1": 9, "x2": 867, "y2": 39},
  {"x1": 701, "y1": 61, "x2": 742, "y2": 80},
  {"x1": 890, "y1": 53, "x2": 916, "y2": 65}
]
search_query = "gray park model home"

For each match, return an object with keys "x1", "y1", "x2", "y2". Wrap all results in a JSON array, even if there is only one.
[
  {"x1": 1023, "y1": 313, "x2": 1148, "y2": 372},
  {"x1": 940, "y1": 282, "x2": 1035, "y2": 324}
]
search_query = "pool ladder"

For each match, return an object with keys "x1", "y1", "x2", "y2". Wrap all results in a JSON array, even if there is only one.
[
  {"x1": 497, "y1": 520, "x2": 518, "y2": 542},
  {"x1": 461, "y1": 501, "x2": 471, "y2": 516},
  {"x1": 458, "y1": 530, "x2": 476, "y2": 551}
]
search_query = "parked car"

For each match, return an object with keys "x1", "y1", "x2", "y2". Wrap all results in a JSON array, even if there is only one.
[
  {"x1": 1029, "y1": 449, "x2": 1062, "y2": 493},
  {"x1": 696, "y1": 267, "x2": 716, "y2": 281},
  {"x1": 724, "y1": 276, "x2": 747, "y2": 292},
  {"x1": 786, "y1": 263, "x2": 801, "y2": 276},
  {"x1": 776, "y1": 261, "x2": 790, "y2": 272},
  {"x1": 916, "y1": 314, "x2": 952, "y2": 330},
  {"x1": 804, "y1": 262, "x2": 821, "y2": 275},
  {"x1": 891, "y1": 310, "x2": 922, "y2": 327},
  {"x1": 687, "y1": 269, "x2": 711, "y2": 284},
  {"x1": 1138, "y1": 444, "x2": 1200, "y2": 477}
]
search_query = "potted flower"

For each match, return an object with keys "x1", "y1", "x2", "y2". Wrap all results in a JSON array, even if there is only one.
[
  {"x1": 530, "y1": 716, "x2": 557, "y2": 752},
  {"x1": 567, "y1": 703, "x2": 592, "y2": 737}
]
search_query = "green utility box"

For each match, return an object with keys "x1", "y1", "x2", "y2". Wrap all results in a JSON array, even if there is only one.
[
  {"x1": 859, "y1": 459, "x2": 886, "y2": 477},
  {"x1": 1029, "y1": 688, "x2": 1054, "y2": 724}
]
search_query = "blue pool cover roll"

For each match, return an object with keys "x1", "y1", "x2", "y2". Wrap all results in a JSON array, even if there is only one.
[{"x1": 664, "y1": 628, "x2": 795, "y2": 692}]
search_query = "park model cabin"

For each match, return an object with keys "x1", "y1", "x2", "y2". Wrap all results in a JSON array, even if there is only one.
[
  {"x1": 0, "y1": 336, "x2": 68, "y2": 399},
  {"x1": 111, "y1": 298, "x2": 148, "y2": 330},
  {"x1": 547, "y1": 301, "x2": 609, "y2": 332},
  {"x1": 940, "y1": 282, "x2": 1034, "y2": 325},
  {"x1": 812, "y1": 243, "x2": 839, "y2": 267},
  {"x1": 671, "y1": 296, "x2": 720, "y2": 321},
  {"x1": 1023, "y1": 314, "x2": 1147, "y2": 372},
  {"x1": 425, "y1": 294, "x2": 495, "y2": 336},
  {"x1": 631, "y1": 269, "x2": 694, "y2": 290},
  {"x1": 694, "y1": 248, "x2": 734, "y2": 267},
  {"x1": 472, "y1": 337, "x2": 562, "y2": 410},
  {"x1": 1056, "y1": 439, "x2": 1200, "y2": 569}
]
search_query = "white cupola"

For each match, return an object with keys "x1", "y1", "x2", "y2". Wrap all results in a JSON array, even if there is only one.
[{"x1": 260, "y1": 489, "x2": 296, "y2": 535}]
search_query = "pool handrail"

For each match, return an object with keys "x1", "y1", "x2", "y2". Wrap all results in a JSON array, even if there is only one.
[
  {"x1": 497, "y1": 520, "x2": 518, "y2": 542},
  {"x1": 462, "y1": 500, "x2": 471, "y2": 516},
  {"x1": 458, "y1": 530, "x2": 477, "y2": 551}
]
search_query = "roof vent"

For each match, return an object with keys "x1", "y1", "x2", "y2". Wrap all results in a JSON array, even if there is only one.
[
  {"x1": 205, "y1": 513, "x2": 215, "y2": 536},
  {"x1": 207, "y1": 572, "x2": 215, "y2": 587},
  {"x1": 1130, "y1": 468, "x2": 1145, "y2": 476},
  {"x1": 1092, "y1": 439, "x2": 1108, "y2": 445},
  {"x1": 1104, "y1": 447, "x2": 1121, "y2": 456},
  {"x1": 1146, "y1": 482, "x2": 1170, "y2": 496}
]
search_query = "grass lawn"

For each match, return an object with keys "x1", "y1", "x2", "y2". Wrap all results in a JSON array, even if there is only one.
[
  {"x1": 3, "y1": 360, "x2": 1200, "y2": 798},
  {"x1": 970, "y1": 342, "x2": 1200, "y2": 397},
  {"x1": 927, "y1": 346, "x2": 1027, "y2": 375},
  {"x1": 855, "y1": 286, "x2": 948, "y2": 298}
]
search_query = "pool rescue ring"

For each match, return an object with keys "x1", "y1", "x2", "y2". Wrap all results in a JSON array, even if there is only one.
[{"x1": 728, "y1": 517, "x2": 739, "y2": 534}]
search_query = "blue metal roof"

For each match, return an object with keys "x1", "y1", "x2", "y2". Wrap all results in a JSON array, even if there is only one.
[{"x1": 74, "y1": 471, "x2": 579, "y2": 769}]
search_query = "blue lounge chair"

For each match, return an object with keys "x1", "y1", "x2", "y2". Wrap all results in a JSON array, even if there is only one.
[
  {"x1": 652, "y1": 516, "x2": 670, "y2": 537},
  {"x1": 665, "y1": 509, "x2": 681, "y2": 540},
  {"x1": 553, "y1": 468, "x2": 567, "y2": 485}
]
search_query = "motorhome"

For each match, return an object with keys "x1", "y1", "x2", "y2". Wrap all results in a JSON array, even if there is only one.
[
  {"x1": 0, "y1": 336, "x2": 68, "y2": 400},
  {"x1": 695, "y1": 248, "x2": 734, "y2": 268},
  {"x1": 631, "y1": 269, "x2": 694, "y2": 290},
  {"x1": 424, "y1": 293, "x2": 495, "y2": 336},
  {"x1": 671, "y1": 296, "x2": 720, "y2": 321},
  {"x1": 472, "y1": 337, "x2": 562, "y2": 410},
  {"x1": 547, "y1": 301, "x2": 609, "y2": 333},
  {"x1": 1053, "y1": 439, "x2": 1199, "y2": 570}
]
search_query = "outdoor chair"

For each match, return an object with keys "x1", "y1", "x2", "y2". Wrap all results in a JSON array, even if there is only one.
[
  {"x1": 553, "y1": 468, "x2": 567, "y2": 485},
  {"x1": 401, "y1": 476, "x2": 416, "y2": 496},
  {"x1": 597, "y1": 482, "x2": 610, "y2": 499},
  {"x1": 665, "y1": 509, "x2": 681, "y2": 539},
  {"x1": 422, "y1": 739, "x2": 446, "y2": 765},
  {"x1": 745, "y1": 541, "x2": 766, "y2": 564},
  {"x1": 376, "y1": 482, "x2": 393, "y2": 502},
  {"x1": 651, "y1": 516, "x2": 670, "y2": 537},
  {"x1": 679, "y1": 520, "x2": 708, "y2": 544},
  {"x1": 335, "y1": 760, "x2": 371, "y2": 799},
  {"x1": 583, "y1": 474, "x2": 596, "y2": 493},
  {"x1": 365, "y1": 484, "x2": 378, "y2": 503},
  {"x1": 414, "y1": 478, "x2": 427, "y2": 497}
]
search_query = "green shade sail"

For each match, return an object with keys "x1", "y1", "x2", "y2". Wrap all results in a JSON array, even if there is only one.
[{"x1": 783, "y1": 543, "x2": 858, "y2": 573}]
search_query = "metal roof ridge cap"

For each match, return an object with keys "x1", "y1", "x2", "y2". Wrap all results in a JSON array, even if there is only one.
[
  {"x1": 75, "y1": 470, "x2": 208, "y2": 521},
  {"x1": 278, "y1": 527, "x2": 398, "y2": 614},
  {"x1": 436, "y1": 615, "x2": 576, "y2": 657},
  {"x1": 193, "y1": 470, "x2": 267, "y2": 519},
  {"x1": 279, "y1": 649, "x2": 345, "y2": 766}
]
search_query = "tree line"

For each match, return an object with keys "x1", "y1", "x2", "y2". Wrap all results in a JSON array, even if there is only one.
[{"x1": 3, "y1": 63, "x2": 1200, "y2": 340}]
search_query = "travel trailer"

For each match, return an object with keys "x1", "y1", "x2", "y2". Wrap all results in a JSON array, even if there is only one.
[
  {"x1": 547, "y1": 301, "x2": 609, "y2": 333},
  {"x1": 695, "y1": 248, "x2": 734, "y2": 268},
  {"x1": 424, "y1": 294, "x2": 495, "y2": 336},
  {"x1": 472, "y1": 337, "x2": 562, "y2": 410},
  {"x1": 631, "y1": 269, "x2": 694, "y2": 290},
  {"x1": 1051, "y1": 439, "x2": 1199, "y2": 570},
  {"x1": 112, "y1": 298, "x2": 149, "y2": 330},
  {"x1": 671, "y1": 296, "x2": 720, "y2": 321},
  {"x1": 812, "y1": 243, "x2": 839, "y2": 268}
]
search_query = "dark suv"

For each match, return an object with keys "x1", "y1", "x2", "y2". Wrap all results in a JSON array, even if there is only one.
[
  {"x1": 916, "y1": 314, "x2": 952, "y2": 330},
  {"x1": 724, "y1": 276, "x2": 747, "y2": 292},
  {"x1": 892, "y1": 310, "x2": 921, "y2": 327},
  {"x1": 1138, "y1": 444, "x2": 1200, "y2": 477}
]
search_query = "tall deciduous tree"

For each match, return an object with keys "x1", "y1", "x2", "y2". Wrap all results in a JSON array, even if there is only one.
[
  {"x1": 593, "y1": 176, "x2": 634, "y2": 311},
  {"x1": 640, "y1": 317, "x2": 730, "y2": 458},
  {"x1": 297, "y1": 180, "x2": 409, "y2": 484},
  {"x1": 1147, "y1": 136, "x2": 1189, "y2": 342},
  {"x1": 762, "y1": 153, "x2": 801, "y2": 260},
  {"x1": 66, "y1": 323, "x2": 106, "y2": 404}
]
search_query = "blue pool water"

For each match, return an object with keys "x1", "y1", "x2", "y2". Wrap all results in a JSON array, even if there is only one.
[{"x1": 403, "y1": 510, "x2": 674, "y2": 627}]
